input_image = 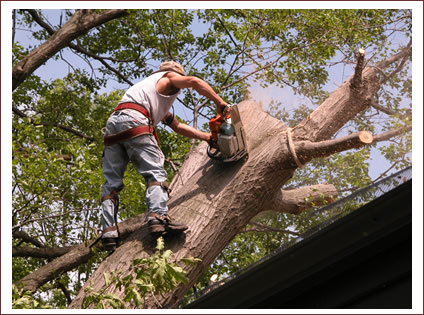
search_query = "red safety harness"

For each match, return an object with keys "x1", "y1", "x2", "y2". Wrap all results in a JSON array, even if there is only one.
[{"x1": 103, "y1": 102, "x2": 160, "y2": 146}]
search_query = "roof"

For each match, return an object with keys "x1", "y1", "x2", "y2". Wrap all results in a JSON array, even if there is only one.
[{"x1": 184, "y1": 168, "x2": 412, "y2": 309}]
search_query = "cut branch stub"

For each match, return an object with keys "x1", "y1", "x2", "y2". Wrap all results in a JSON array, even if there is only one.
[
  {"x1": 263, "y1": 184, "x2": 338, "y2": 214},
  {"x1": 291, "y1": 131, "x2": 373, "y2": 166}
]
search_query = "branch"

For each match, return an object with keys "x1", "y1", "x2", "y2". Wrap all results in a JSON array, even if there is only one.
[
  {"x1": 292, "y1": 131, "x2": 373, "y2": 166},
  {"x1": 13, "y1": 246, "x2": 76, "y2": 259},
  {"x1": 241, "y1": 222, "x2": 301, "y2": 236},
  {"x1": 264, "y1": 184, "x2": 338, "y2": 215},
  {"x1": 15, "y1": 244, "x2": 93, "y2": 292},
  {"x1": 15, "y1": 212, "x2": 147, "y2": 293},
  {"x1": 380, "y1": 41, "x2": 411, "y2": 84},
  {"x1": 13, "y1": 107, "x2": 95, "y2": 141},
  {"x1": 26, "y1": 9, "x2": 135, "y2": 86},
  {"x1": 372, "y1": 125, "x2": 411, "y2": 144},
  {"x1": 350, "y1": 48, "x2": 366, "y2": 91},
  {"x1": 13, "y1": 9, "x2": 129, "y2": 90},
  {"x1": 376, "y1": 39, "x2": 412, "y2": 70},
  {"x1": 13, "y1": 230, "x2": 44, "y2": 248}
]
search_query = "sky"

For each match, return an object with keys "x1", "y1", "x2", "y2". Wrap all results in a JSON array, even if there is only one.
[
  {"x1": 8, "y1": 5, "x2": 417, "y2": 181},
  {"x1": 2, "y1": 2, "x2": 423, "y2": 313}
]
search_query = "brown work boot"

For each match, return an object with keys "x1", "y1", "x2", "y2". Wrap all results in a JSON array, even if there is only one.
[
  {"x1": 147, "y1": 213, "x2": 166, "y2": 235},
  {"x1": 146, "y1": 213, "x2": 188, "y2": 235},
  {"x1": 163, "y1": 214, "x2": 188, "y2": 233},
  {"x1": 101, "y1": 226, "x2": 120, "y2": 251}
]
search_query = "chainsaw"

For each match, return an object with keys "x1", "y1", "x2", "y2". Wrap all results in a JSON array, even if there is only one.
[{"x1": 207, "y1": 104, "x2": 248, "y2": 162}]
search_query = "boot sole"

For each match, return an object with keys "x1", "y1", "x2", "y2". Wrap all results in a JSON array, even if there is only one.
[{"x1": 149, "y1": 224, "x2": 166, "y2": 234}]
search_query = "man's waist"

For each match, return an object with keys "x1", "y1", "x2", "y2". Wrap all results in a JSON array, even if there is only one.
[{"x1": 115, "y1": 102, "x2": 150, "y2": 118}]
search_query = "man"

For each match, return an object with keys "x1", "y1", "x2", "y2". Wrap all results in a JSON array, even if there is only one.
[{"x1": 100, "y1": 61, "x2": 228, "y2": 250}]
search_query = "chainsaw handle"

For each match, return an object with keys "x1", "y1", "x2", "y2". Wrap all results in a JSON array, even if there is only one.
[{"x1": 207, "y1": 141, "x2": 223, "y2": 161}]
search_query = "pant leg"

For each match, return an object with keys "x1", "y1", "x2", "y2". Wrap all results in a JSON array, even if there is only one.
[
  {"x1": 123, "y1": 134, "x2": 169, "y2": 216},
  {"x1": 100, "y1": 112, "x2": 132, "y2": 234},
  {"x1": 101, "y1": 143, "x2": 129, "y2": 233}
]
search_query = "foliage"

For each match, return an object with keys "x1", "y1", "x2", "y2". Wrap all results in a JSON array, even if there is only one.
[
  {"x1": 11, "y1": 8, "x2": 412, "y2": 306},
  {"x1": 12, "y1": 284, "x2": 53, "y2": 309},
  {"x1": 81, "y1": 237, "x2": 201, "y2": 308}
]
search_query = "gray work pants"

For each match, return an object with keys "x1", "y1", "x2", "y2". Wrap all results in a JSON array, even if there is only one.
[{"x1": 101, "y1": 111, "x2": 168, "y2": 237}]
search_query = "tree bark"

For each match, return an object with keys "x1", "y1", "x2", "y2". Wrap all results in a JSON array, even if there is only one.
[
  {"x1": 12, "y1": 9, "x2": 128, "y2": 91},
  {"x1": 267, "y1": 184, "x2": 338, "y2": 215},
  {"x1": 68, "y1": 108, "x2": 373, "y2": 308},
  {"x1": 68, "y1": 48, "x2": 412, "y2": 308}
]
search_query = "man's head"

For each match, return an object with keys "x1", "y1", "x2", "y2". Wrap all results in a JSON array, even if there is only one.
[{"x1": 155, "y1": 61, "x2": 186, "y2": 76}]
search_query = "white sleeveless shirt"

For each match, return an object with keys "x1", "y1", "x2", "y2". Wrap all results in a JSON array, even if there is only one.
[{"x1": 118, "y1": 71, "x2": 180, "y2": 126}]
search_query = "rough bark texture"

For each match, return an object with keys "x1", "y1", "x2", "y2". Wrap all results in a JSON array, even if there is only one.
[
  {"x1": 12, "y1": 42, "x2": 410, "y2": 307},
  {"x1": 268, "y1": 184, "x2": 338, "y2": 215},
  {"x1": 69, "y1": 86, "x2": 375, "y2": 308}
]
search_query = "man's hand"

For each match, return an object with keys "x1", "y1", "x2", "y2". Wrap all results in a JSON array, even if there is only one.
[{"x1": 220, "y1": 105, "x2": 230, "y2": 116}]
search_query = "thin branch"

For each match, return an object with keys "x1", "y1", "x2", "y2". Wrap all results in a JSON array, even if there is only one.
[
  {"x1": 56, "y1": 281, "x2": 72, "y2": 305},
  {"x1": 220, "y1": 29, "x2": 332, "y2": 91},
  {"x1": 13, "y1": 107, "x2": 95, "y2": 141},
  {"x1": 376, "y1": 40, "x2": 412, "y2": 69},
  {"x1": 13, "y1": 230, "x2": 45, "y2": 248},
  {"x1": 242, "y1": 222, "x2": 301, "y2": 236},
  {"x1": 372, "y1": 125, "x2": 411, "y2": 144},
  {"x1": 13, "y1": 208, "x2": 98, "y2": 230}
]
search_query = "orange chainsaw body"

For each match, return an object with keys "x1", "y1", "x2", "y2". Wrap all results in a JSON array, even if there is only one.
[{"x1": 207, "y1": 104, "x2": 248, "y2": 162}]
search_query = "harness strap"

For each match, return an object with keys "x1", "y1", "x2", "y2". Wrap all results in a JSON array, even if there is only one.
[
  {"x1": 147, "y1": 181, "x2": 171, "y2": 196},
  {"x1": 106, "y1": 102, "x2": 160, "y2": 146},
  {"x1": 103, "y1": 226, "x2": 118, "y2": 233},
  {"x1": 104, "y1": 125, "x2": 155, "y2": 146},
  {"x1": 114, "y1": 102, "x2": 150, "y2": 120},
  {"x1": 101, "y1": 191, "x2": 119, "y2": 205}
]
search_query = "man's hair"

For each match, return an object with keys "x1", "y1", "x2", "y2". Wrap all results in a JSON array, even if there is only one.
[{"x1": 153, "y1": 61, "x2": 186, "y2": 76}]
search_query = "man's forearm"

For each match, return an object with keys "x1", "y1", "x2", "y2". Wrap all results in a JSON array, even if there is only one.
[
  {"x1": 173, "y1": 122, "x2": 210, "y2": 142},
  {"x1": 190, "y1": 79, "x2": 227, "y2": 112}
]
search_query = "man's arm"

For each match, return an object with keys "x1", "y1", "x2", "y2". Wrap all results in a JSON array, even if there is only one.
[
  {"x1": 165, "y1": 114, "x2": 211, "y2": 142},
  {"x1": 160, "y1": 72, "x2": 228, "y2": 114}
]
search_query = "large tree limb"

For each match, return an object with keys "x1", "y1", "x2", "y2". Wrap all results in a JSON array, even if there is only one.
[
  {"x1": 25, "y1": 9, "x2": 135, "y2": 86},
  {"x1": 13, "y1": 246, "x2": 76, "y2": 259},
  {"x1": 294, "y1": 45, "x2": 411, "y2": 143},
  {"x1": 291, "y1": 131, "x2": 373, "y2": 167},
  {"x1": 12, "y1": 9, "x2": 128, "y2": 91},
  {"x1": 15, "y1": 211, "x2": 148, "y2": 292},
  {"x1": 264, "y1": 184, "x2": 338, "y2": 215}
]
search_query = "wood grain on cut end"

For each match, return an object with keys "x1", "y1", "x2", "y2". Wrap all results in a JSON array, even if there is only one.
[{"x1": 358, "y1": 131, "x2": 373, "y2": 144}]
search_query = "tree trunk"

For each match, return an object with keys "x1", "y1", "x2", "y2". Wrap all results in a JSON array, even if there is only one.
[{"x1": 68, "y1": 52, "x2": 381, "y2": 307}]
